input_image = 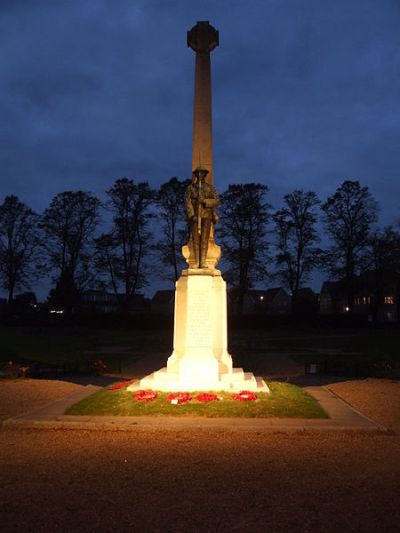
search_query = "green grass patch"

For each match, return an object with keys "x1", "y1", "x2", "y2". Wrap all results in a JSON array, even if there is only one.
[
  {"x1": 230, "y1": 327, "x2": 400, "y2": 378},
  {"x1": 65, "y1": 381, "x2": 327, "y2": 419},
  {"x1": 0, "y1": 326, "x2": 167, "y2": 368}
]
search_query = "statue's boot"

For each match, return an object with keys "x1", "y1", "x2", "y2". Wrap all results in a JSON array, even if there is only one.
[
  {"x1": 191, "y1": 239, "x2": 200, "y2": 268},
  {"x1": 199, "y1": 244, "x2": 208, "y2": 268}
]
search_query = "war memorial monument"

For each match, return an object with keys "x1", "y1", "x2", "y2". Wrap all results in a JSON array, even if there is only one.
[{"x1": 128, "y1": 22, "x2": 269, "y2": 393}]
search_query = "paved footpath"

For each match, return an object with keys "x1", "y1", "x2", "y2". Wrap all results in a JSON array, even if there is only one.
[{"x1": 2, "y1": 383, "x2": 387, "y2": 433}]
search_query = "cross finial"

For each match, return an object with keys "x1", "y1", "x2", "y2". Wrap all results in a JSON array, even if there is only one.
[{"x1": 187, "y1": 21, "x2": 219, "y2": 54}]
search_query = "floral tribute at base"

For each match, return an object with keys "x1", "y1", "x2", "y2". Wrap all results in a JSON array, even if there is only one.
[
  {"x1": 108, "y1": 381, "x2": 131, "y2": 392},
  {"x1": 232, "y1": 391, "x2": 257, "y2": 401},
  {"x1": 134, "y1": 390, "x2": 158, "y2": 402},
  {"x1": 167, "y1": 392, "x2": 192, "y2": 404},
  {"x1": 195, "y1": 393, "x2": 219, "y2": 402}
]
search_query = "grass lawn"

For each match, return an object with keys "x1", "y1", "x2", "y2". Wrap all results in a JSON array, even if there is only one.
[
  {"x1": 65, "y1": 381, "x2": 328, "y2": 418},
  {"x1": 231, "y1": 326, "x2": 400, "y2": 358},
  {"x1": 230, "y1": 327, "x2": 400, "y2": 378},
  {"x1": 2, "y1": 325, "x2": 400, "y2": 367},
  {"x1": 0, "y1": 326, "x2": 170, "y2": 368}
]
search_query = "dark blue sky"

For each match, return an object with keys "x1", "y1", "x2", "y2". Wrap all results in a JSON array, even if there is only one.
[{"x1": 1, "y1": 0, "x2": 400, "y2": 296}]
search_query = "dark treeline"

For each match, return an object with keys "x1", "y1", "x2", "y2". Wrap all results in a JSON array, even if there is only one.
[{"x1": 0, "y1": 176, "x2": 399, "y2": 318}]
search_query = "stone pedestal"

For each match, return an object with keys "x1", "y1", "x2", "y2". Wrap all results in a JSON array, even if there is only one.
[
  {"x1": 128, "y1": 270, "x2": 269, "y2": 392},
  {"x1": 182, "y1": 238, "x2": 221, "y2": 271}
]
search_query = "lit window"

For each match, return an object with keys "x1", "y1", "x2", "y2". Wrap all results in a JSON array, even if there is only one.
[{"x1": 384, "y1": 296, "x2": 394, "y2": 304}]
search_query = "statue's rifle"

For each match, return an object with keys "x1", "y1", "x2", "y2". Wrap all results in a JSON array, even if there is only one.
[{"x1": 197, "y1": 176, "x2": 202, "y2": 235}]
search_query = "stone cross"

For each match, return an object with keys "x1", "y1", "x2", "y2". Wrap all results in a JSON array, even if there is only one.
[
  {"x1": 187, "y1": 21, "x2": 219, "y2": 184},
  {"x1": 126, "y1": 22, "x2": 269, "y2": 394}
]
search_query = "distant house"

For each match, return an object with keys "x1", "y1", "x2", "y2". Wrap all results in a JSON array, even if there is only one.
[
  {"x1": 320, "y1": 272, "x2": 399, "y2": 321},
  {"x1": 0, "y1": 298, "x2": 7, "y2": 313},
  {"x1": 82, "y1": 290, "x2": 119, "y2": 313},
  {"x1": 82, "y1": 290, "x2": 149, "y2": 314},
  {"x1": 319, "y1": 281, "x2": 347, "y2": 315},
  {"x1": 151, "y1": 290, "x2": 175, "y2": 315},
  {"x1": 242, "y1": 288, "x2": 292, "y2": 315},
  {"x1": 295, "y1": 287, "x2": 319, "y2": 315}
]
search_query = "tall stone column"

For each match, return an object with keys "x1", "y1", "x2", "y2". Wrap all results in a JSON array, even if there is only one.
[
  {"x1": 187, "y1": 21, "x2": 218, "y2": 184},
  {"x1": 183, "y1": 21, "x2": 220, "y2": 270}
]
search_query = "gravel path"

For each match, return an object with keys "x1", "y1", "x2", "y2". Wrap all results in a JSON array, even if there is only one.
[
  {"x1": 328, "y1": 378, "x2": 400, "y2": 432},
  {"x1": 0, "y1": 379, "x2": 85, "y2": 423},
  {"x1": 1, "y1": 378, "x2": 399, "y2": 532}
]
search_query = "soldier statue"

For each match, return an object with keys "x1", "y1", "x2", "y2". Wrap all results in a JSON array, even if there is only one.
[{"x1": 185, "y1": 165, "x2": 219, "y2": 268}]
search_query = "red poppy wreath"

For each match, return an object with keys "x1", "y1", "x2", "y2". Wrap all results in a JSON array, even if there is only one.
[
  {"x1": 195, "y1": 393, "x2": 218, "y2": 402},
  {"x1": 232, "y1": 390, "x2": 257, "y2": 401},
  {"x1": 134, "y1": 390, "x2": 158, "y2": 402},
  {"x1": 167, "y1": 392, "x2": 192, "y2": 404},
  {"x1": 108, "y1": 381, "x2": 130, "y2": 392}
]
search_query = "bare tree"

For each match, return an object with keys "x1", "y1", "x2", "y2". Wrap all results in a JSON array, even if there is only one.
[
  {"x1": 321, "y1": 180, "x2": 378, "y2": 313},
  {"x1": 95, "y1": 178, "x2": 154, "y2": 315},
  {"x1": 0, "y1": 195, "x2": 40, "y2": 304},
  {"x1": 218, "y1": 183, "x2": 271, "y2": 315},
  {"x1": 40, "y1": 191, "x2": 101, "y2": 311},
  {"x1": 366, "y1": 226, "x2": 400, "y2": 322},
  {"x1": 156, "y1": 177, "x2": 190, "y2": 283},
  {"x1": 367, "y1": 226, "x2": 400, "y2": 272},
  {"x1": 273, "y1": 190, "x2": 321, "y2": 310}
]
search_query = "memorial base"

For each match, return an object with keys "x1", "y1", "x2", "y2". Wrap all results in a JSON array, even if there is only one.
[{"x1": 128, "y1": 270, "x2": 269, "y2": 393}]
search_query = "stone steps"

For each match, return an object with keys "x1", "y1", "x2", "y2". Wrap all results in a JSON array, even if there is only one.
[{"x1": 127, "y1": 367, "x2": 270, "y2": 393}]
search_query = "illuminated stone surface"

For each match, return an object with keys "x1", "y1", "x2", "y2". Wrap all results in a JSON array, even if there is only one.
[{"x1": 128, "y1": 270, "x2": 269, "y2": 392}]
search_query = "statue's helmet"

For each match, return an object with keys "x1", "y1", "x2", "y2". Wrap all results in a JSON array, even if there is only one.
[{"x1": 193, "y1": 165, "x2": 209, "y2": 178}]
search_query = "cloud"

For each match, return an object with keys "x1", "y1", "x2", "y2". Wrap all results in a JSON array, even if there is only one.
[{"x1": 0, "y1": 0, "x2": 399, "y2": 223}]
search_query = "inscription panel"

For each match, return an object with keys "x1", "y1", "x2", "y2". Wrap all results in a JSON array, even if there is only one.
[{"x1": 187, "y1": 289, "x2": 213, "y2": 347}]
